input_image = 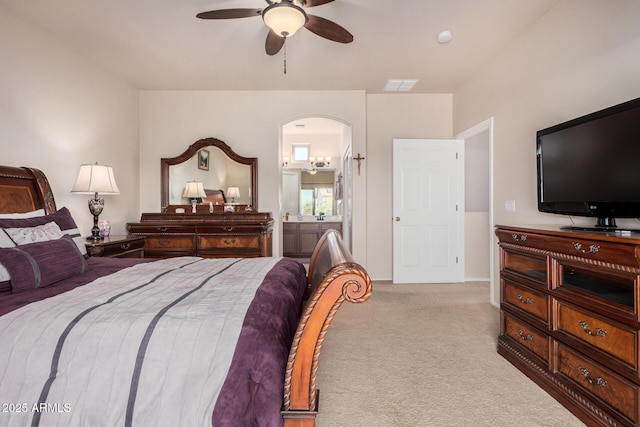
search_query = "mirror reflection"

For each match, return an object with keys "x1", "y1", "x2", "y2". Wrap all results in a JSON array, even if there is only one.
[
  {"x1": 169, "y1": 148, "x2": 251, "y2": 206},
  {"x1": 282, "y1": 169, "x2": 340, "y2": 217},
  {"x1": 161, "y1": 138, "x2": 257, "y2": 210}
]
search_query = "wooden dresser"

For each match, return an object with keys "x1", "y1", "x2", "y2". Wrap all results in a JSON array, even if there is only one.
[
  {"x1": 496, "y1": 225, "x2": 640, "y2": 427},
  {"x1": 127, "y1": 212, "x2": 273, "y2": 258}
]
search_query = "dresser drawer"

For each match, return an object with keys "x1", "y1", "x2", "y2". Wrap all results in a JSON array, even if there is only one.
[
  {"x1": 557, "y1": 343, "x2": 638, "y2": 423},
  {"x1": 199, "y1": 235, "x2": 260, "y2": 250},
  {"x1": 146, "y1": 235, "x2": 196, "y2": 249},
  {"x1": 503, "y1": 280, "x2": 548, "y2": 323},
  {"x1": 497, "y1": 229, "x2": 639, "y2": 266},
  {"x1": 556, "y1": 302, "x2": 637, "y2": 368},
  {"x1": 503, "y1": 313, "x2": 549, "y2": 362},
  {"x1": 500, "y1": 248, "x2": 547, "y2": 288}
]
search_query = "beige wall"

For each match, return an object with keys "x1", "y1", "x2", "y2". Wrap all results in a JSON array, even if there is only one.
[
  {"x1": 366, "y1": 94, "x2": 453, "y2": 280},
  {"x1": 454, "y1": 0, "x2": 640, "y2": 305},
  {"x1": 0, "y1": 5, "x2": 140, "y2": 236},
  {"x1": 138, "y1": 91, "x2": 369, "y2": 264}
]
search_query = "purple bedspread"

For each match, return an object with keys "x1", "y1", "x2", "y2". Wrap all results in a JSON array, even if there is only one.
[
  {"x1": 0, "y1": 257, "x2": 150, "y2": 316},
  {"x1": 212, "y1": 258, "x2": 307, "y2": 426},
  {"x1": 0, "y1": 256, "x2": 307, "y2": 426}
]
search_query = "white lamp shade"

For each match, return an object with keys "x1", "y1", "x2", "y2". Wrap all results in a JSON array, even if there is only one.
[
  {"x1": 263, "y1": 3, "x2": 307, "y2": 37},
  {"x1": 227, "y1": 187, "x2": 241, "y2": 199},
  {"x1": 183, "y1": 181, "x2": 207, "y2": 199},
  {"x1": 71, "y1": 164, "x2": 120, "y2": 195}
]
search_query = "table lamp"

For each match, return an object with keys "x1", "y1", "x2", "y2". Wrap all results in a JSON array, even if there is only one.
[
  {"x1": 227, "y1": 187, "x2": 240, "y2": 203},
  {"x1": 71, "y1": 163, "x2": 120, "y2": 241}
]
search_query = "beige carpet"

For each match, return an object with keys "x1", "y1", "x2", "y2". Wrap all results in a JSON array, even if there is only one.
[{"x1": 314, "y1": 281, "x2": 586, "y2": 427}]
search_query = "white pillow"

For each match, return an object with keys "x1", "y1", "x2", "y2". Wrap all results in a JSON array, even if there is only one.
[
  {"x1": 4, "y1": 221, "x2": 64, "y2": 245},
  {"x1": 0, "y1": 209, "x2": 46, "y2": 219},
  {"x1": 0, "y1": 230, "x2": 15, "y2": 282}
]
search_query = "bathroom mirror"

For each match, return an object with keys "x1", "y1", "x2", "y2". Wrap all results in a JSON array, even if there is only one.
[
  {"x1": 161, "y1": 138, "x2": 257, "y2": 210},
  {"x1": 281, "y1": 169, "x2": 337, "y2": 216}
]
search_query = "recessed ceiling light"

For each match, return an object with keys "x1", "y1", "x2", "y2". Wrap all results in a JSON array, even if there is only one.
[
  {"x1": 437, "y1": 30, "x2": 453, "y2": 44},
  {"x1": 384, "y1": 79, "x2": 419, "y2": 92}
]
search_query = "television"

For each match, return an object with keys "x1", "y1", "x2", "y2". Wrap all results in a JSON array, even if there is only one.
[{"x1": 536, "y1": 97, "x2": 640, "y2": 231}]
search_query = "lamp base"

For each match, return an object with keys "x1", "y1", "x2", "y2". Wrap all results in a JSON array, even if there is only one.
[{"x1": 87, "y1": 194, "x2": 105, "y2": 241}]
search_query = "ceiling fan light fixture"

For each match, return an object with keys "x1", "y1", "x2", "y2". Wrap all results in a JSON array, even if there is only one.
[{"x1": 263, "y1": 2, "x2": 308, "y2": 38}]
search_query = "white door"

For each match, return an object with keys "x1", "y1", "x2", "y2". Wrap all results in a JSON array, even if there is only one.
[{"x1": 393, "y1": 138, "x2": 464, "y2": 283}]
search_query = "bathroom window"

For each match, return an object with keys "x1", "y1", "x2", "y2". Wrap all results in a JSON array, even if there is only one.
[
  {"x1": 292, "y1": 144, "x2": 311, "y2": 162},
  {"x1": 301, "y1": 187, "x2": 334, "y2": 216}
]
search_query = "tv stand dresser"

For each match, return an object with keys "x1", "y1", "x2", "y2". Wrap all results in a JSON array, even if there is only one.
[{"x1": 496, "y1": 225, "x2": 640, "y2": 427}]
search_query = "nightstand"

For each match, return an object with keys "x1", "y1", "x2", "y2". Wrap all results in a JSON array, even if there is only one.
[{"x1": 85, "y1": 235, "x2": 145, "y2": 258}]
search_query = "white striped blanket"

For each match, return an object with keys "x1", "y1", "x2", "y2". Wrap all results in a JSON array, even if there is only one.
[{"x1": 0, "y1": 256, "x2": 284, "y2": 427}]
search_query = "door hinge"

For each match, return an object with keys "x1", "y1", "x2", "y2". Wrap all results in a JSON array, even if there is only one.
[
  {"x1": 456, "y1": 256, "x2": 459, "y2": 264},
  {"x1": 456, "y1": 152, "x2": 459, "y2": 160},
  {"x1": 456, "y1": 204, "x2": 459, "y2": 211}
]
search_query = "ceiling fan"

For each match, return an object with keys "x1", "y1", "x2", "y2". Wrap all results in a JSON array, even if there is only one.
[{"x1": 197, "y1": 0, "x2": 354, "y2": 56}]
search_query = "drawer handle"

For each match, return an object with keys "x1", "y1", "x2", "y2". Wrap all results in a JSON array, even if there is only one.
[
  {"x1": 578, "y1": 320, "x2": 607, "y2": 337},
  {"x1": 158, "y1": 239, "x2": 171, "y2": 246},
  {"x1": 223, "y1": 239, "x2": 236, "y2": 245},
  {"x1": 223, "y1": 227, "x2": 234, "y2": 232},
  {"x1": 511, "y1": 233, "x2": 527, "y2": 242},
  {"x1": 579, "y1": 367, "x2": 607, "y2": 387},
  {"x1": 516, "y1": 293, "x2": 533, "y2": 305},
  {"x1": 516, "y1": 328, "x2": 533, "y2": 341},
  {"x1": 572, "y1": 242, "x2": 599, "y2": 254},
  {"x1": 120, "y1": 243, "x2": 131, "y2": 250},
  {"x1": 156, "y1": 226, "x2": 169, "y2": 232}
]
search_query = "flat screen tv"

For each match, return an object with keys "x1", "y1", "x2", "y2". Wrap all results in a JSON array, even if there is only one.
[{"x1": 537, "y1": 97, "x2": 640, "y2": 231}]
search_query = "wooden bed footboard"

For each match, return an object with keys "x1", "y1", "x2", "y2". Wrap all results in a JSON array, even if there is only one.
[{"x1": 281, "y1": 229, "x2": 372, "y2": 426}]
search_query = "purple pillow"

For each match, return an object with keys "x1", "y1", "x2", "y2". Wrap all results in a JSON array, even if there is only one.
[{"x1": 0, "y1": 235, "x2": 87, "y2": 293}]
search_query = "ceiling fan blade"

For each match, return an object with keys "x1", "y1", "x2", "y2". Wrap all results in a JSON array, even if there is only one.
[
  {"x1": 265, "y1": 30, "x2": 285, "y2": 56},
  {"x1": 196, "y1": 9, "x2": 262, "y2": 19},
  {"x1": 304, "y1": 0, "x2": 336, "y2": 7},
  {"x1": 304, "y1": 15, "x2": 353, "y2": 43}
]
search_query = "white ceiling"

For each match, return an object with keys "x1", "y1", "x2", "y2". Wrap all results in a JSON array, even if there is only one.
[{"x1": 1, "y1": 0, "x2": 561, "y2": 93}]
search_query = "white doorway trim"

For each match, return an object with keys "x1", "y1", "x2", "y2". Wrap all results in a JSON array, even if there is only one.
[
  {"x1": 455, "y1": 117, "x2": 495, "y2": 305},
  {"x1": 278, "y1": 115, "x2": 357, "y2": 258}
]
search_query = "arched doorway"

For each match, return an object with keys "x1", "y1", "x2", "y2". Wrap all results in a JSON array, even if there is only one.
[{"x1": 280, "y1": 116, "x2": 353, "y2": 259}]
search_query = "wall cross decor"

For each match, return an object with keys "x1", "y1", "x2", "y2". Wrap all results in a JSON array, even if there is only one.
[{"x1": 353, "y1": 153, "x2": 365, "y2": 176}]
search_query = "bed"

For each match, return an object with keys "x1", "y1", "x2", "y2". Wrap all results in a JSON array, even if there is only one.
[{"x1": 0, "y1": 165, "x2": 371, "y2": 427}]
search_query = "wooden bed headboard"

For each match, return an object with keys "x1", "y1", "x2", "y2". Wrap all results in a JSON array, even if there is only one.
[{"x1": 0, "y1": 165, "x2": 57, "y2": 215}]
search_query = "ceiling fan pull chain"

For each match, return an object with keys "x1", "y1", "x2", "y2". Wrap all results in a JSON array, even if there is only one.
[{"x1": 283, "y1": 41, "x2": 287, "y2": 75}]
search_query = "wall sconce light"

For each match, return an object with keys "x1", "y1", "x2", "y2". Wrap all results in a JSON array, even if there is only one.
[
  {"x1": 283, "y1": 156, "x2": 289, "y2": 167},
  {"x1": 310, "y1": 156, "x2": 331, "y2": 168}
]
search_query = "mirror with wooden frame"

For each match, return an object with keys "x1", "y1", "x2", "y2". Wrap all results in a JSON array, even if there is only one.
[{"x1": 161, "y1": 138, "x2": 257, "y2": 211}]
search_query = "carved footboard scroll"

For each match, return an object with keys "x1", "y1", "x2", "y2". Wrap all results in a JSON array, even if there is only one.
[{"x1": 282, "y1": 229, "x2": 372, "y2": 426}]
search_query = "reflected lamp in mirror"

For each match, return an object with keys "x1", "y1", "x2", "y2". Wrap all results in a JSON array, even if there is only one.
[
  {"x1": 183, "y1": 181, "x2": 207, "y2": 204},
  {"x1": 71, "y1": 163, "x2": 120, "y2": 241},
  {"x1": 227, "y1": 187, "x2": 240, "y2": 203}
]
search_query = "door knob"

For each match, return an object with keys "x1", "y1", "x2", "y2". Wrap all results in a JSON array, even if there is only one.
[{"x1": 395, "y1": 217, "x2": 400, "y2": 222}]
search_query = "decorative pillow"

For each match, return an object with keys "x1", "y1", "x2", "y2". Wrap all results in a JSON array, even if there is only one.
[
  {"x1": 0, "y1": 209, "x2": 46, "y2": 219},
  {"x1": 4, "y1": 221, "x2": 64, "y2": 245},
  {"x1": 0, "y1": 230, "x2": 16, "y2": 285},
  {"x1": 0, "y1": 235, "x2": 87, "y2": 293},
  {"x1": 0, "y1": 207, "x2": 86, "y2": 256}
]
